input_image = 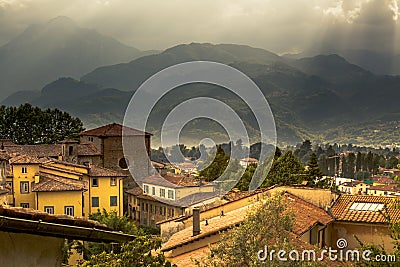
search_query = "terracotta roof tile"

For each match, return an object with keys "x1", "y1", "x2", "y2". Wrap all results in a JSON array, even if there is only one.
[
  {"x1": 9, "y1": 154, "x2": 41, "y2": 164},
  {"x1": 0, "y1": 151, "x2": 11, "y2": 161},
  {"x1": 4, "y1": 144, "x2": 62, "y2": 158},
  {"x1": 80, "y1": 123, "x2": 151, "y2": 137},
  {"x1": 3, "y1": 142, "x2": 100, "y2": 158},
  {"x1": 32, "y1": 172, "x2": 87, "y2": 192},
  {"x1": 162, "y1": 192, "x2": 333, "y2": 251},
  {"x1": 285, "y1": 192, "x2": 334, "y2": 236},
  {"x1": 77, "y1": 143, "x2": 101, "y2": 156},
  {"x1": 368, "y1": 185, "x2": 400, "y2": 192},
  {"x1": 330, "y1": 195, "x2": 400, "y2": 223},
  {"x1": 162, "y1": 205, "x2": 248, "y2": 251},
  {"x1": 40, "y1": 164, "x2": 83, "y2": 177},
  {"x1": 126, "y1": 187, "x2": 143, "y2": 196},
  {"x1": 0, "y1": 205, "x2": 107, "y2": 229},
  {"x1": 89, "y1": 165, "x2": 127, "y2": 177},
  {"x1": 143, "y1": 173, "x2": 208, "y2": 188}
]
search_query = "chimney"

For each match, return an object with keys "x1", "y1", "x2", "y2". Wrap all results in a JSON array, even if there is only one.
[{"x1": 193, "y1": 208, "x2": 200, "y2": 236}]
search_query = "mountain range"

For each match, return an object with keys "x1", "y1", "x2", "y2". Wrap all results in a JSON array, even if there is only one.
[
  {"x1": 1, "y1": 18, "x2": 400, "y2": 146},
  {"x1": 0, "y1": 16, "x2": 153, "y2": 101}
]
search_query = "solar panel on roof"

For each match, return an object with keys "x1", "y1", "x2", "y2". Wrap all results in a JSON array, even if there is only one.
[{"x1": 349, "y1": 202, "x2": 385, "y2": 212}]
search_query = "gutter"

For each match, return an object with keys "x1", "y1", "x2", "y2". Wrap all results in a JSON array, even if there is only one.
[{"x1": 0, "y1": 215, "x2": 135, "y2": 243}]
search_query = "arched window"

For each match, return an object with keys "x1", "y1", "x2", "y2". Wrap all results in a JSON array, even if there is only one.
[{"x1": 119, "y1": 158, "x2": 129, "y2": 169}]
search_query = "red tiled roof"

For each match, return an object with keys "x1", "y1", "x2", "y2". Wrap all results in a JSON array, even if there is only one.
[
  {"x1": 285, "y1": 192, "x2": 334, "y2": 236},
  {"x1": 330, "y1": 195, "x2": 400, "y2": 223},
  {"x1": 0, "y1": 151, "x2": 11, "y2": 161},
  {"x1": 162, "y1": 192, "x2": 333, "y2": 251},
  {"x1": 162, "y1": 205, "x2": 248, "y2": 251},
  {"x1": 80, "y1": 123, "x2": 151, "y2": 137},
  {"x1": 0, "y1": 205, "x2": 107, "y2": 229},
  {"x1": 126, "y1": 187, "x2": 143, "y2": 196},
  {"x1": 368, "y1": 185, "x2": 400, "y2": 192},
  {"x1": 32, "y1": 172, "x2": 87, "y2": 192},
  {"x1": 143, "y1": 173, "x2": 208, "y2": 188},
  {"x1": 370, "y1": 176, "x2": 399, "y2": 185},
  {"x1": 77, "y1": 143, "x2": 101, "y2": 156},
  {"x1": 40, "y1": 164, "x2": 83, "y2": 177},
  {"x1": 89, "y1": 165, "x2": 127, "y2": 177},
  {"x1": 4, "y1": 144, "x2": 62, "y2": 158},
  {"x1": 9, "y1": 154, "x2": 41, "y2": 164}
]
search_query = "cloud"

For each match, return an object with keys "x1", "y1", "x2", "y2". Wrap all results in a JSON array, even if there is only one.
[{"x1": 0, "y1": 0, "x2": 398, "y2": 54}]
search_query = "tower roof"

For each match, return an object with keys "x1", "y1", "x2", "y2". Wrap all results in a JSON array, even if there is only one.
[{"x1": 80, "y1": 123, "x2": 152, "y2": 137}]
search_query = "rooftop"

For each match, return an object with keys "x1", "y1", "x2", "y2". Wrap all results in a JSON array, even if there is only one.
[
  {"x1": 285, "y1": 193, "x2": 334, "y2": 236},
  {"x1": 4, "y1": 144, "x2": 62, "y2": 158},
  {"x1": 89, "y1": 164, "x2": 127, "y2": 177},
  {"x1": 0, "y1": 205, "x2": 135, "y2": 243},
  {"x1": 133, "y1": 187, "x2": 219, "y2": 208},
  {"x1": 9, "y1": 154, "x2": 41, "y2": 164},
  {"x1": 80, "y1": 123, "x2": 152, "y2": 137},
  {"x1": 368, "y1": 185, "x2": 400, "y2": 192},
  {"x1": 142, "y1": 173, "x2": 209, "y2": 188},
  {"x1": 330, "y1": 195, "x2": 400, "y2": 223},
  {"x1": 162, "y1": 191, "x2": 333, "y2": 251},
  {"x1": 32, "y1": 172, "x2": 87, "y2": 192},
  {"x1": 3, "y1": 142, "x2": 100, "y2": 157}
]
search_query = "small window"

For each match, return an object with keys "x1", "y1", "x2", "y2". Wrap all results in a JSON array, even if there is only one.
[
  {"x1": 21, "y1": 167, "x2": 27, "y2": 174},
  {"x1": 20, "y1": 182, "x2": 29, "y2": 194},
  {"x1": 171, "y1": 208, "x2": 175, "y2": 217},
  {"x1": 68, "y1": 146, "x2": 73, "y2": 156},
  {"x1": 89, "y1": 137, "x2": 94, "y2": 142},
  {"x1": 21, "y1": 203, "x2": 29, "y2": 208},
  {"x1": 159, "y1": 206, "x2": 163, "y2": 215},
  {"x1": 160, "y1": 188, "x2": 165, "y2": 198},
  {"x1": 110, "y1": 196, "x2": 117, "y2": 206},
  {"x1": 143, "y1": 185, "x2": 149, "y2": 193},
  {"x1": 168, "y1": 190, "x2": 174, "y2": 199},
  {"x1": 44, "y1": 206, "x2": 54, "y2": 214},
  {"x1": 92, "y1": 197, "x2": 99, "y2": 207},
  {"x1": 92, "y1": 178, "x2": 98, "y2": 187},
  {"x1": 119, "y1": 158, "x2": 129, "y2": 169},
  {"x1": 110, "y1": 177, "x2": 117, "y2": 186},
  {"x1": 145, "y1": 203, "x2": 148, "y2": 212},
  {"x1": 152, "y1": 186, "x2": 155, "y2": 195},
  {"x1": 64, "y1": 206, "x2": 74, "y2": 216}
]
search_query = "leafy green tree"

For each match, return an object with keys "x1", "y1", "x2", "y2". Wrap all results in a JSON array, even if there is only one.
[
  {"x1": 236, "y1": 163, "x2": 257, "y2": 191},
  {"x1": 0, "y1": 104, "x2": 84, "y2": 144},
  {"x1": 262, "y1": 151, "x2": 305, "y2": 187},
  {"x1": 196, "y1": 195, "x2": 321, "y2": 267},
  {"x1": 75, "y1": 209, "x2": 174, "y2": 267},
  {"x1": 306, "y1": 153, "x2": 322, "y2": 186},
  {"x1": 199, "y1": 145, "x2": 230, "y2": 182},
  {"x1": 295, "y1": 140, "x2": 312, "y2": 164},
  {"x1": 80, "y1": 236, "x2": 175, "y2": 267},
  {"x1": 386, "y1": 156, "x2": 399, "y2": 169}
]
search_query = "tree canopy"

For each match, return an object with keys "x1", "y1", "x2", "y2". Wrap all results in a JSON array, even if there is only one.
[
  {"x1": 0, "y1": 104, "x2": 84, "y2": 144},
  {"x1": 75, "y1": 209, "x2": 174, "y2": 267},
  {"x1": 197, "y1": 195, "x2": 323, "y2": 267}
]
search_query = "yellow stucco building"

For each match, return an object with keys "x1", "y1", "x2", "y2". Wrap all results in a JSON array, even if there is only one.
[{"x1": 4, "y1": 154, "x2": 125, "y2": 218}]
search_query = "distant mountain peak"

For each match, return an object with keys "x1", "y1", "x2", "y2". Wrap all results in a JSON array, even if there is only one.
[{"x1": 46, "y1": 16, "x2": 77, "y2": 27}]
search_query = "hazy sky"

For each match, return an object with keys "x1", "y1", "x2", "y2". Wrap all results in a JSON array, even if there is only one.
[{"x1": 0, "y1": 0, "x2": 399, "y2": 54}]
